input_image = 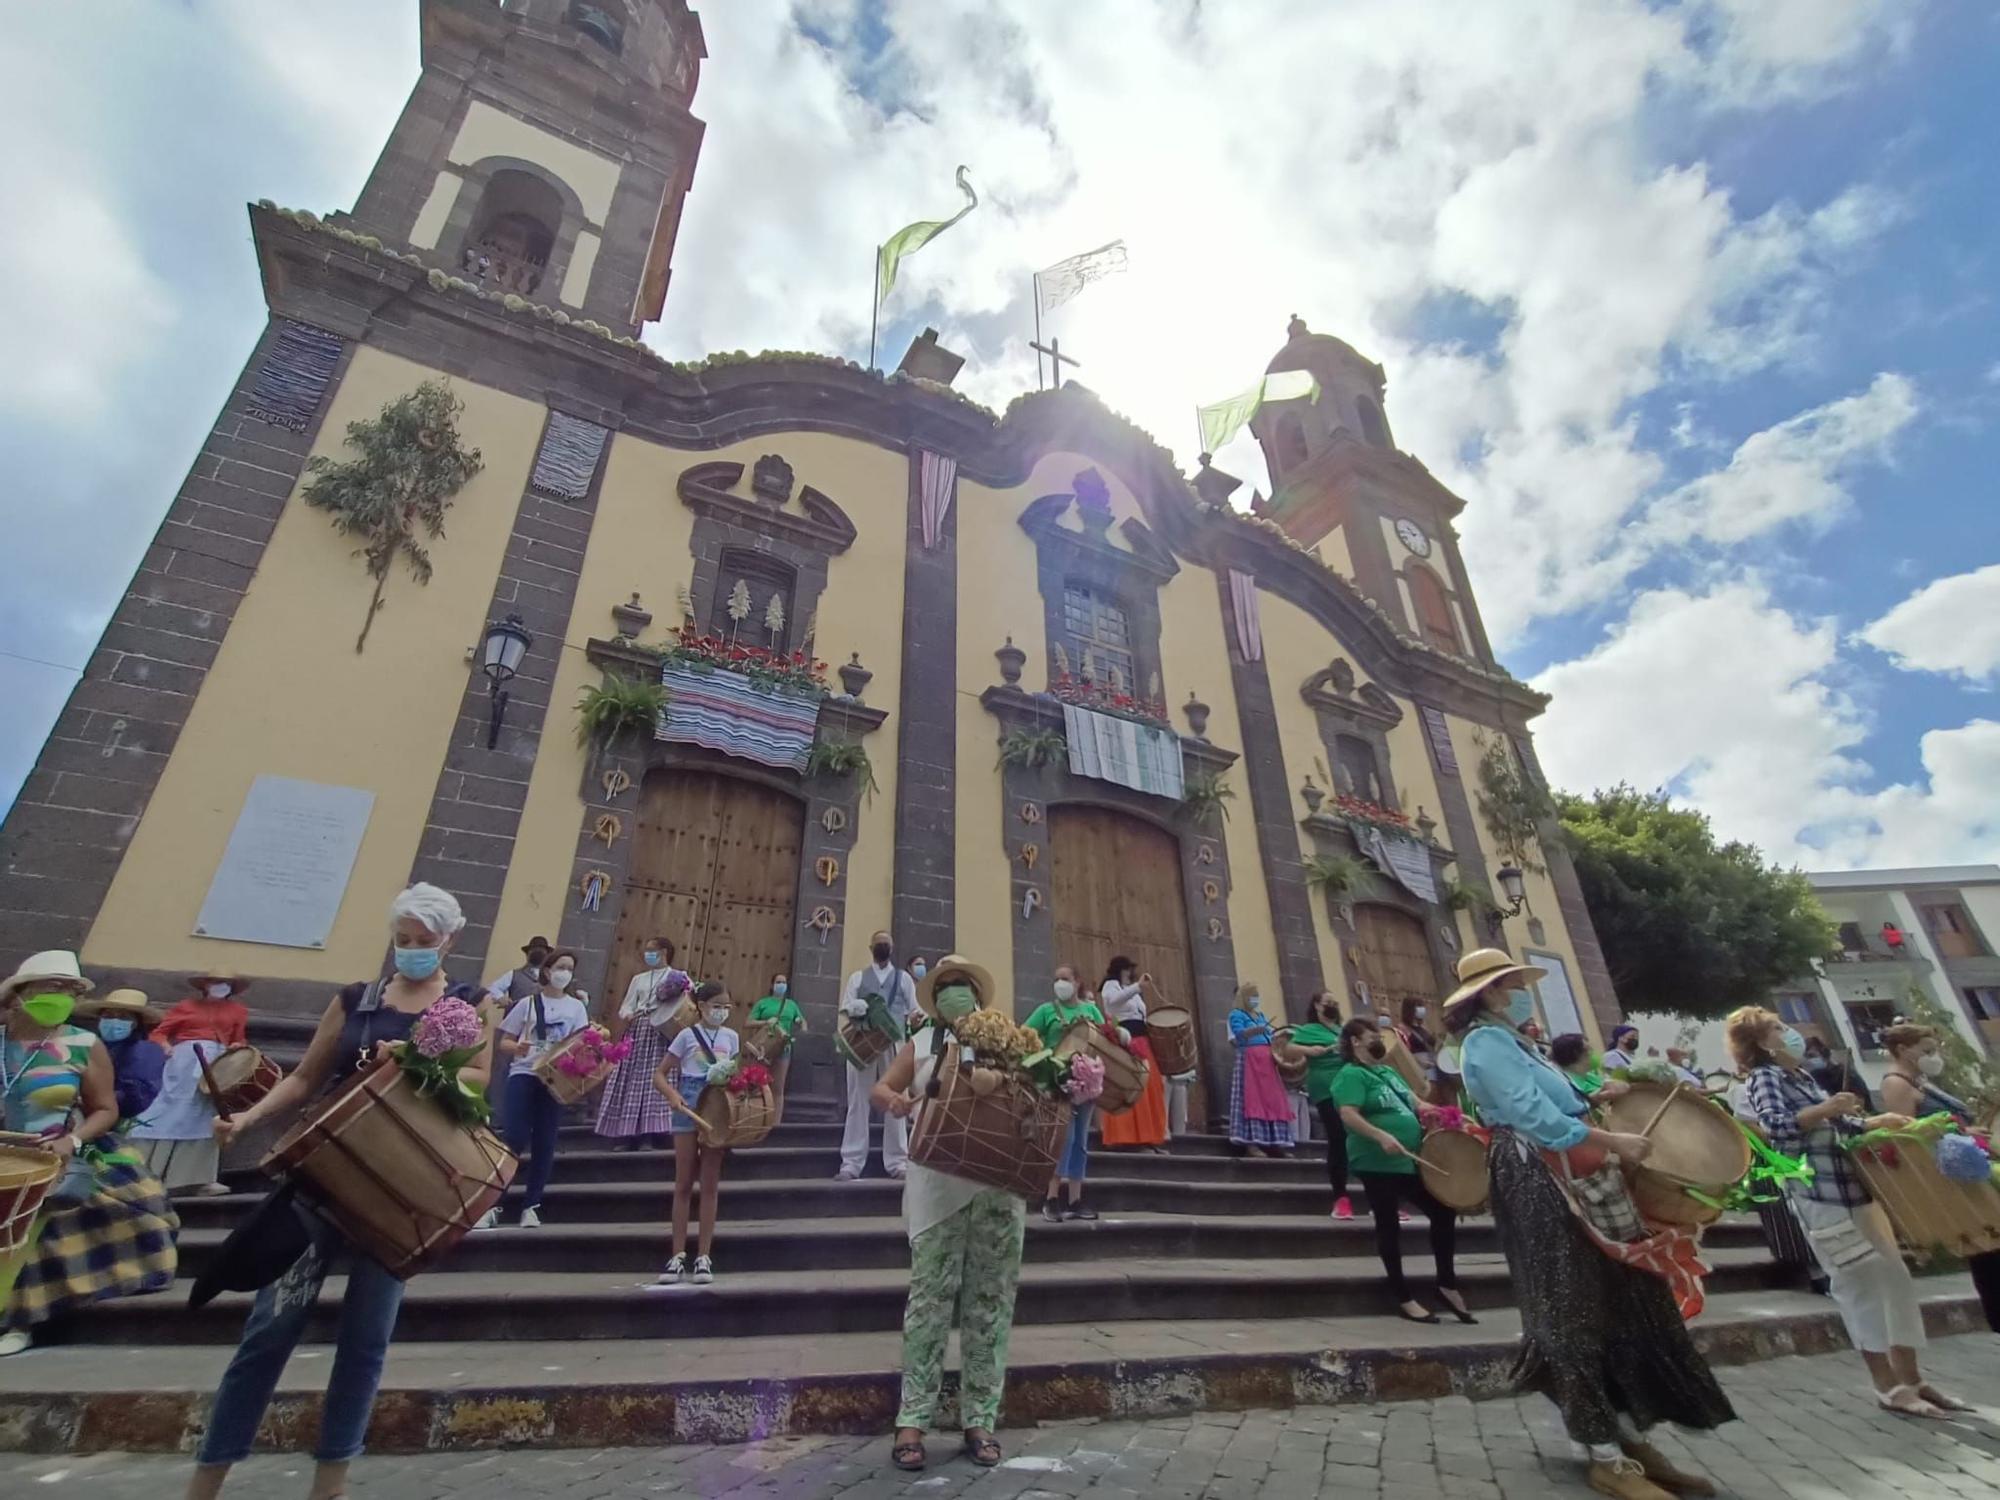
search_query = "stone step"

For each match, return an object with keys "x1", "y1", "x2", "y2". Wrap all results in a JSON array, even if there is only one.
[
  {"x1": 165, "y1": 1211, "x2": 1775, "y2": 1277},
  {"x1": 559, "y1": 1122, "x2": 1252, "y2": 1156},
  {"x1": 60, "y1": 1247, "x2": 1796, "y2": 1346},
  {"x1": 3, "y1": 1282, "x2": 1981, "y2": 1455}
]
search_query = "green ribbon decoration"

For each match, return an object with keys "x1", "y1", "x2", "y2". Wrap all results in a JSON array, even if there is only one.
[
  {"x1": 1839, "y1": 1111, "x2": 1956, "y2": 1157},
  {"x1": 1685, "y1": 1117, "x2": 1816, "y2": 1213}
]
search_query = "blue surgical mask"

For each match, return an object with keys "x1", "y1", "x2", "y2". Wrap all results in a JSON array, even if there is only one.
[
  {"x1": 644, "y1": 950, "x2": 662, "y2": 968},
  {"x1": 1504, "y1": 990, "x2": 1536, "y2": 1028},
  {"x1": 98, "y1": 1017, "x2": 135, "y2": 1043},
  {"x1": 912, "y1": 962, "x2": 927, "y2": 980},
  {"x1": 1777, "y1": 1025, "x2": 1806, "y2": 1060},
  {"x1": 394, "y1": 946, "x2": 443, "y2": 980},
  {"x1": 772, "y1": 981, "x2": 788, "y2": 996}
]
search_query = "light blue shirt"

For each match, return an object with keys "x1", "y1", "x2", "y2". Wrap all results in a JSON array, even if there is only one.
[
  {"x1": 1228, "y1": 1008, "x2": 1274, "y2": 1049},
  {"x1": 1460, "y1": 1022, "x2": 1591, "y2": 1150}
]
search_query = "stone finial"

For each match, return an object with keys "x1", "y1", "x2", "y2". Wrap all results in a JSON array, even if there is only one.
[
  {"x1": 610, "y1": 591, "x2": 652, "y2": 640},
  {"x1": 995, "y1": 636, "x2": 1026, "y2": 686},
  {"x1": 752, "y1": 454, "x2": 794, "y2": 503}
]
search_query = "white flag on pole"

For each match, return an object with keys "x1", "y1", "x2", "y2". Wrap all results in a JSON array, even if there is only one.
[{"x1": 1036, "y1": 240, "x2": 1129, "y2": 314}]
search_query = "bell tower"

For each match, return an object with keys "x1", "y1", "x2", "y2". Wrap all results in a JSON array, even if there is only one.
[
  {"x1": 1250, "y1": 316, "x2": 1496, "y2": 666},
  {"x1": 335, "y1": 0, "x2": 707, "y2": 336}
]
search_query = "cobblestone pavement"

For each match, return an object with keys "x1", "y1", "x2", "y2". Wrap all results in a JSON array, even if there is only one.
[{"x1": 7, "y1": 1335, "x2": 1998, "y2": 1498}]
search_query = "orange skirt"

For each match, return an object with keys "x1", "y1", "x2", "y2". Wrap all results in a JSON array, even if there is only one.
[{"x1": 1100, "y1": 1034, "x2": 1169, "y2": 1146}]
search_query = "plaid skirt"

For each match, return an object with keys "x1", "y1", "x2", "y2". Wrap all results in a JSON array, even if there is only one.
[
  {"x1": 8, "y1": 1152, "x2": 179, "y2": 1329},
  {"x1": 595, "y1": 1021, "x2": 674, "y2": 1138}
]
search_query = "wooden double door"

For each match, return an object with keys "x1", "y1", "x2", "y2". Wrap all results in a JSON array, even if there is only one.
[
  {"x1": 1351, "y1": 904, "x2": 1441, "y2": 1024},
  {"x1": 609, "y1": 770, "x2": 803, "y2": 1014},
  {"x1": 1050, "y1": 805, "x2": 1205, "y2": 1113}
]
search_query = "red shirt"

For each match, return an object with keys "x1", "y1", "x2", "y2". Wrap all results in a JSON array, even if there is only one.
[{"x1": 153, "y1": 997, "x2": 250, "y2": 1049}]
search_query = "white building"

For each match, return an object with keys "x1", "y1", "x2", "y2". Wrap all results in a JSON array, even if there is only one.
[{"x1": 1628, "y1": 865, "x2": 2000, "y2": 1088}]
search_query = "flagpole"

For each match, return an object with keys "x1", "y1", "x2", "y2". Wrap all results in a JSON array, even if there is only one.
[
  {"x1": 1032, "y1": 272, "x2": 1045, "y2": 391},
  {"x1": 869, "y1": 245, "x2": 881, "y2": 373}
]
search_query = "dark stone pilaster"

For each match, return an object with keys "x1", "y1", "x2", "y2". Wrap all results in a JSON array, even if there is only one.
[
  {"x1": 1214, "y1": 576, "x2": 1324, "y2": 1016},
  {"x1": 0, "y1": 319, "x2": 351, "y2": 967},
  {"x1": 890, "y1": 454, "x2": 956, "y2": 961}
]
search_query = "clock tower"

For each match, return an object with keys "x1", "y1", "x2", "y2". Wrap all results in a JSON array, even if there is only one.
[{"x1": 1249, "y1": 316, "x2": 1495, "y2": 666}]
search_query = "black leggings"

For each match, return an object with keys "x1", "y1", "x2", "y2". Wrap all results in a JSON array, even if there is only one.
[
  {"x1": 1356, "y1": 1171, "x2": 1457, "y2": 1301},
  {"x1": 1315, "y1": 1100, "x2": 1349, "y2": 1195}
]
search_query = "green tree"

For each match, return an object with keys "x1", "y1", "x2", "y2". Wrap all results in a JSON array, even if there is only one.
[
  {"x1": 1897, "y1": 981, "x2": 2000, "y2": 1121},
  {"x1": 1556, "y1": 785, "x2": 1836, "y2": 1021},
  {"x1": 302, "y1": 381, "x2": 483, "y2": 652}
]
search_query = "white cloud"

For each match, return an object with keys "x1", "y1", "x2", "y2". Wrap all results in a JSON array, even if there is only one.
[
  {"x1": 1858, "y1": 564, "x2": 2000, "y2": 684},
  {"x1": 1691, "y1": 0, "x2": 1917, "y2": 102},
  {"x1": 1532, "y1": 581, "x2": 2000, "y2": 868}
]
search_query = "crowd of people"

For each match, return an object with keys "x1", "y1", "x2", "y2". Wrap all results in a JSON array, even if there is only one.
[{"x1": 2, "y1": 893, "x2": 1997, "y2": 1500}]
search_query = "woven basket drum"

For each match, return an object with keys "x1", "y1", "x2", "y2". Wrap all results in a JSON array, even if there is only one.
[
  {"x1": 741, "y1": 1018, "x2": 789, "y2": 1064},
  {"x1": 531, "y1": 1030, "x2": 617, "y2": 1106},
  {"x1": 1418, "y1": 1128, "x2": 1490, "y2": 1214},
  {"x1": 908, "y1": 1045, "x2": 1072, "y2": 1199},
  {"x1": 1057, "y1": 1021, "x2": 1149, "y2": 1115},
  {"x1": 1271, "y1": 1037, "x2": 1310, "y2": 1089},
  {"x1": 694, "y1": 1083, "x2": 777, "y2": 1148},
  {"x1": 1599, "y1": 1081, "x2": 1750, "y2": 1228},
  {"x1": 1148, "y1": 1006, "x2": 1198, "y2": 1078},
  {"x1": 1849, "y1": 1132, "x2": 2000, "y2": 1258},
  {"x1": 836, "y1": 1014, "x2": 894, "y2": 1070},
  {"x1": 0, "y1": 1143, "x2": 62, "y2": 1255}
]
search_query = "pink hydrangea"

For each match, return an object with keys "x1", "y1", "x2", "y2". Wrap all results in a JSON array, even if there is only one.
[
  {"x1": 413, "y1": 997, "x2": 483, "y2": 1058},
  {"x1": 1064, "y1": 1052, "x2": 1106, "y2": 1103}
]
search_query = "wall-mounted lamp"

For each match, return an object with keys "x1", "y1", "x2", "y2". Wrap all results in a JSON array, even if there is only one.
[
  {"x1": 1493, "y1": 864, "x2": 1528, "y2": 916},
  {"x1": 480, "y1": 613, "x2": 533, "y2": 749}
]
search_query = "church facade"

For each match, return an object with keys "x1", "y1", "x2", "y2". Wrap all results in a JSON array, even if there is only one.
[{"x1": 0, "y1": 0, "x2": 1618, "y2": 1108}]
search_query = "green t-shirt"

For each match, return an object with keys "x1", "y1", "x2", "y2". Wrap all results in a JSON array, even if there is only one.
[
  {"x1": 1286, "y1": 1021, "x2": 1347, "y2": 1104},
  {"x1": 747, "y1": 995, "x2": 804, "y2": 1042},
  {"x1": 1331, "y1": 1062, "x2": 1423, "y2": 1176},
  {"x1": 1022, "y1": 999, "x2": 1105, "y2": 1052}
]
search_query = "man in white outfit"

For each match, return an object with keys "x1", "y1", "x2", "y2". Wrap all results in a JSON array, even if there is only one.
[{"x1": 837, "y1": 929, "x2": 916, "y2": 1180}]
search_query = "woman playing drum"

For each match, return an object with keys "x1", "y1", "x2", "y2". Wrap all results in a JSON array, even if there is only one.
[
  {"x1": 1449, "y1": 949, "x2": 1731, "y2": 1500},
  {"x1": 186, "y1": 883, "x2": 494, "y2": 1500},
  {"x1": 0, "y1": 951, "x2": 178, "y2": 1358},
  {"x1": 130, "y1": 971, "x2": 251, "y2": 1197},
  {"x1": 1097, "y1": 957, "x2": 1168, "y2": 1153}
]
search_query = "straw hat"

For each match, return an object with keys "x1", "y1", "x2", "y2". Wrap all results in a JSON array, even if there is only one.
[
  {"x1": 188, "y1": 972, "x2": 252, "y2": 997},
  {"x1": 1440, "y1": 947, "x2": 1546, "y2": 1009},
  {"x1": 0, "y1": 950, "x2": 94, "y2": 1003},
  {"x1": 92, "y1": 988, "x2": 153, "y2": 1013},
  {"x1": 916, "y1": 954, "x2": 997, "y2": 1022}
]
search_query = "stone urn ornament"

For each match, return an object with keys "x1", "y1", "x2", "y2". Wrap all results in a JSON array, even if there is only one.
[
  {"x1": 838, "y1": 652, "x2": 873, "y2": 701},
  {"x1": 995, "y1": 636, "x2": 1027, "y2": 687},
  {"x1": 1183, "y1": 691, "x2": 1210, "y2": 740},
  {"x1": 611, "y1": 592, "x2": 652, "y2": 641},
  {"x1": 1300, "y1": 776, "x2": 1325, "y2": 815}
]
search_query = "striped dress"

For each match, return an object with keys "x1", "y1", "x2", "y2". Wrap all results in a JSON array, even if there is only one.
[{"x1": 1, "y1": 1025, "x2": 178, "y2": 1329}]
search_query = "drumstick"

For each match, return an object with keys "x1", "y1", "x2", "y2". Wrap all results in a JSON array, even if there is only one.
[
  {"x1": 195, "y1": 1046, "x2": 233, "y2": 1123},
  {"x1": 1636, "y1": 1082, "x2": 1683, "y2": 1141}
]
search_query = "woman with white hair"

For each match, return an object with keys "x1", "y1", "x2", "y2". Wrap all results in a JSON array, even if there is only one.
[{"x1": 184, "y1": 883, "x2": 494, "y2": 1500}]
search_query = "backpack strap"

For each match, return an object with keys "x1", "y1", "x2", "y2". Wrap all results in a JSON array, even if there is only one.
[{"x1": 690, "y1": 1026, "x2": 720, "y2": 1065}]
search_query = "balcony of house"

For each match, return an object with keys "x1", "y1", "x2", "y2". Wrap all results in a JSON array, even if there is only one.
[{"x1": 1822, "y1": 920, "x2": 1931, "y2": 979}]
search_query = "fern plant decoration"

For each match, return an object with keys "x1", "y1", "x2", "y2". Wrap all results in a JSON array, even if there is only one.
[
  {"x1": 804, "y1": 739, "x2": 880, "y2": 801},
  {"x1": 575, "y1": 677, "x2": 669, "y2": 748},
  {"x1": 1180, "y1": 770, "x2": 1237, "y2": 823},
  {"x1": 1303, "y1": 852, "x2": 1372, "y2": 899},
  {"x1": 301, "y1": 380, "x2": 483, "y2": 653},
  {"x1": 997, "y1": 727, "x2": 1069, "y2": 771}
]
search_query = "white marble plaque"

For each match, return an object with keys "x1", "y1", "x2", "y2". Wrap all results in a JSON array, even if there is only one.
[
  {"x1": 1524, "y1": 948, "x2": 1584, "y2": 1038},
  {"x1": 194, "y1": 776, "x2": 375, "y2": 949}
]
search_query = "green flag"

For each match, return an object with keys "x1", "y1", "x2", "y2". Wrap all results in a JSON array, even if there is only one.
[
  {"x1": 1196, "y1": 370, "x2": 1318, "y2": 454},
  {"x1": 877, "y1": 166, "x2": 979, "y2": 308}
]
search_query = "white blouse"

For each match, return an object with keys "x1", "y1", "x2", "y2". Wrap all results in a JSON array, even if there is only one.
[{"x1": 1102, "y1": 979, "x2": 1148, "y2": 1025}]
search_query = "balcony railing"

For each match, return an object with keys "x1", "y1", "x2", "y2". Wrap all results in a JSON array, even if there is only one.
[{"x1": 459, "y1": 246, "x2": 546, "y2": 297}]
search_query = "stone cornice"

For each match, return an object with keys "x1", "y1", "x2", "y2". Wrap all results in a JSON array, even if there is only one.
[{"x1": 678, "y1": 459, "x2": 857, "y2": 554}]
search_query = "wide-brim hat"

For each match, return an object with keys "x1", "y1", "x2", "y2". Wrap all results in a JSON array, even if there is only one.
[
  {"x1": 1441, "y1": 947, "x2": 1545, "y2": 1009},
  {"x1": 916, "y1": 954, "x2": 997, "y2": 1021},
  {"x1": 88, "y1": 988, "x2": 153, "y2": 1014},
  {"x1": 0, "y1": 950, "x2": 94, "y2": 1003},
  {"x1": 522, "y1": 936, "x2": 553, "y2": 955},
  {"x1": 188, "y1": 972, "x2": 252, "y2": 997}
]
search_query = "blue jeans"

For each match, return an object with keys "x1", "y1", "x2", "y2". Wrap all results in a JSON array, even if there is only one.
[
  {"x1": 198, "y1": 1218, "x2": 404, "y2": 1465},
  {"x1": 1059, "y1": 1103, "x2": 1095, "y2": 1181},
  {"x1": 501, "y1": 1072, "x2": 562, "y2": 1213}
]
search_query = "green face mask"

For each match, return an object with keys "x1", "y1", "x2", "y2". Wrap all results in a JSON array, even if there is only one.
[
  {"x1": 935, "y1": 984, "x2": 979, "y2": 1023},
  {"x1": 20, "y1": 992, "x2": 75, "y2": 1027}
]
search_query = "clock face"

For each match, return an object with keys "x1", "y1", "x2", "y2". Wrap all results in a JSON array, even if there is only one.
[{"x1": 1395, "y1": 518, "x2": 1431, "y2": 557}]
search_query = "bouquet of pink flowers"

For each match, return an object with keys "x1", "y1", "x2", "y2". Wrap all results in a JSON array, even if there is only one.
[
  {"x1": 552, "y1": 1026, "x2": 632, "y2": 1078},
  {"x1": 1419, "y1": 1104, "x2": 1466, "y2": 1132},
  {"x1": 1063, "y1": 1052, "x2": 1106, "y2": 1104},
  {"x1": 412, "y1": 997, "x2": 483, "y2": 1058},
  {"x1": 398, "y1": 996, "x2": 492, "y2": 1125}
]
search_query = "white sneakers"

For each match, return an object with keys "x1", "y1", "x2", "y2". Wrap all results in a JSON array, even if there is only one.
[
  {"x1": 692, "y1": 1255, "x2": 714, "y2": 1284},
  {"x1": 519, "y1": 1206, "x2": 542, "y2": 1229},
  {"x1": 0, "y1": 1330, "x2": 31, "y2": 1358},
  {"x1": 835, "y1": 1165, "x2": 860, "y2": 1181},
  {"x1": 651, "y1": 1253, "x2": 715, "y2": 1287},
  {"x1": 473, "y1": 1208, "x2": 500, "y2": 1231},
  {"x1": 473, "y1": 1205, "x2": 541, "y2": 1231}
]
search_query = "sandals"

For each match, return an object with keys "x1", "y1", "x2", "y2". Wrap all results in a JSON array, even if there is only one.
[
  {"x1": 891, "y1": 1439, "x2": 927, "y2": 1471},
  {"x1": 1876, "y1": 1384, "x2": 1943, "y2": 1417},
  {"x1": 1917, "y1": 1383, "x2": 1973, "y2": 1412},
  {"x1": 963, "y1": 1432, "x2": 1003, "y2": 1467}
]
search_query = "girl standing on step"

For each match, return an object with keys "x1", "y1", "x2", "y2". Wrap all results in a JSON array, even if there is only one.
[
  {"x1": 1024, "y1": 966, "x2": 1106, "y2": 1221},
  {"x1": 189, "y1": 883, "x2": 494, "y2": 1500},
  {"x1": 1285, "y1": 991, "x2": 1350, "y2": 1217},
  {"x1": 482, "y1": 949, "x2": 591, "y2": 1229},
  {"x1": 873, "y1": 955, "x2": 1024, "y2": 1473},
  {"x1": 1330, "y1": 1016, "x2": 1470, "y2": 1325},
  {"x1": 1451, "y1": 947, "x2": 1730, "y2": 1500},
  {"x1": 1098, "y1": 956, "x2": 1168, "y2": 1153},
  {"x1": 652, "y1": 981, "x2": 739, "y2": 1286},
  {"x1": 596, "y1": 936, "x2": 689, "y2": 1151},
  {"x1": 1226, "y1": 982, "x2": 1294, "y2": 1158}
]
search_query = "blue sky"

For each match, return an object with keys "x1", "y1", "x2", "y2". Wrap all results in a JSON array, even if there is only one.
[{"x1": 0, "y1": 0, "x2": 1994, "y2": 871}]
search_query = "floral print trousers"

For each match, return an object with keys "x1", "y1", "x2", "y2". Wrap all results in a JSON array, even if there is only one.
[{"x1": 895, "y1": 1188, "x2": 1027, "y2": 1432}]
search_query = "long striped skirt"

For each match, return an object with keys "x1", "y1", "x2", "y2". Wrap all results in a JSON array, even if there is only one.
[
  {"x1": 595, "y1": 1022, "x2": 674, "y2": 1138},
  {"x1": 7, "y1": 1153, "x2": 179, "y2": 1329}
]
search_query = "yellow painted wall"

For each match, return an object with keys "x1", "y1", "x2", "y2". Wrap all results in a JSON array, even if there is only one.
[
  {"x1": 1443, "y1": 714, "x2": 1602, "y2": 1047},
  {"x1": 86, "y1": 349, "x2": 544, "y2": 979},
  {"x1": 488, "y1": 430, "x2": 908, "y2": 987},
  {"x1": 952, "y1": 473, "x2": 1049, "y2": 1004},
  {"x1": 1317, "y1": 525, "x2": 1355, "y2": 581},
  {"x1": 560, "y1": 230, "x2": 601, "y2": 307},
  {"x1": 451, "y1": 99, "x2": 621, "y2": 222},
  {"x1": 410, "y1": 170, "x2": 459, "y2": 249}
]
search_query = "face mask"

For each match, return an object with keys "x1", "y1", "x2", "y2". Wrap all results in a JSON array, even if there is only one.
[
  {"x1": 549, "y1": 968, "x2": 575, "y2": 990},
  {"x1": 1776, "y1": 1025, "x2": 1805, "y2": 1060},
  {"x1": 20, "y1": 992, "x2": 75, "y2": 1027},
  {"x1": 1413, "y1": 1007, "x2": 1427, "y2": 1020},
  {"x1": 705, "y1": 1007, "x2": 730, "y2": 1027},
  {"x1": 206, "y1": 983, "x2": 234, "y2": 1001},
  {"x1": 1244, "y1": 994, "x2": 1262, "y2": 1010},
  {"x1": 1918, "y1": 1052, "x2": 1946, "y2": 1078},
  {"x1": 1365, "y1": 1040, "x2": 1386, "y2": 1060},
  {"x1": 772, "y1": 981, "x2": 788, "y2": 997},
  {"x1": 1053, "y1": 980, "x2": 1077, "y2": 1003},
  {"x1": 911, "y1": 961, "x2": 927, "y2": 980},
  {"x1": 936, "y1": 984, "x2": 978, "y2": 1022},
  {"x1": 526, "y1": 953, "x2": 548, "y2": 972},
  {"x1": 98, "y1": 1017, "x2": 136, "y2": 1043},
  {"x1": 1503, "y1": 990, "x2": 1535, "y2": 1028},
  {"x1": 644, "y1": 950, "x2": 662, "y2": 968},
  {"x1": 395, "y1": 946, "x2": 443, "y2": 981}
]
